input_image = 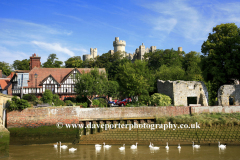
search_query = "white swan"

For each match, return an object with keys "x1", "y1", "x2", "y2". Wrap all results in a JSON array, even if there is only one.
[
  {"x1": 218, "y1": 141, "x2": 226, "y2": 148},
  {"x1": 54, "y1": 142, "x2": 58, "y2": 147},
  {"x1": 150, "y1": 143, "x2": 159, "y2": 149},
  {"x1": 177, "y1": 143, "x2": 181, "y2": 149},
  {"x1": 165, "y1": 142, "x2": 169, "y2": 149},
  {"x1": 59, "y1": 141, "x2": 68, "y2": 149},
  {"x1": 95, "y1": 144, "x2": 102, "y2": 147},
  {"x1": 119, "y1": 144, "x2": 125, "y2": 150},
  {"x1": 69, "y1": 147, "x2": 77, "y2": 152},
  {"x1": 192, "y1": 141, "x2": 200, "y2": 148},
  {"x1": 149, "y1": 142, "x2": 152, "y2": 148},
  {"x1": 130, "y1": 143, "x2": 138, "y2": 149},
  {"x1": 95, "y1": 146, "x2": 101, "y2": 151},
  {"x1": 103, "y1": 142, "x2": 111, "y2": 148}
]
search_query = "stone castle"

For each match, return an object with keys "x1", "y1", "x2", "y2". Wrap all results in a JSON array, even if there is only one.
[{"x1": 83, "y1": 37, "x2": 182, "y2": 61}]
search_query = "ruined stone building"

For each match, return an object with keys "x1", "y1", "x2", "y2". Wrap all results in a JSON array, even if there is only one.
[
  {"x1": 157, "y1": 80, "x2": 208, "y2": 106},
  {"x1": 82, "y1": 48, "x2": 97, "y2": 61},
  {"x1": 218, "y1": 84, "x2": 240, "y2": 105}
]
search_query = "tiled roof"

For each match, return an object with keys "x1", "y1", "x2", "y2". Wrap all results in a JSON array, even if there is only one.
[
  {"x1": 26, "y1": 68, "x2": 106, "y2": 88},
  {"x1": 0, "y1": 79, "x2": 10, "y2": 90}
]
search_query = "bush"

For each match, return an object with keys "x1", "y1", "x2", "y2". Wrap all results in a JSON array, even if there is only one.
[
  {"x1": 149, "y1": 93, "x2": 172, "y2": 106},
  {"x1": 54, "y1": 99, "x2": 65, "y2": 106},
  {"x1": 138, "y1": 94, "x2": 150, "y2": 105},
  {"x1": 64, "y1": 97, "x2": 76, "y2": 103},
  {"x1": 7, "y1": 96, "x2": 30, "y2": 111},
  {"x1": 65, "y1": 100, "x2": 74, "y2": 106},
  {"x1": 23, "y1": 94, "x2": 37, "y2": 102},
  {"x1": 76, "y1": 95, "x2": 89, "y2": 103},
  {"x1": 41, "y1": 90, "x2": 53, "y2": 104},
  {"x1": 77, "y1": 102, "x2": 88, "y2": 108},
  {"x1": 98, "y1": 98, "x2": 107, "y2": 107},
  {"x1": 92, "y1": 99, "x2": 100, "y2": 107}
]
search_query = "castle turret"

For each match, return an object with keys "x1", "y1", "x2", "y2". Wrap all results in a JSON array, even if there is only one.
[{"x1": 113, "y1": 37, "x2": 126, "y2": 53}]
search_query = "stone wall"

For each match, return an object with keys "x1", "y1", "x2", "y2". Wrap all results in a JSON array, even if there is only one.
[
  {"x1": 218, "y1": 85, "x2": 240, "y2": 105},
  {"x1": 157, "y1": 80, "x2": 208, "y2": 106},
  {"x1": 7, "y1": 106, "x2": 190, "y2": 128},
  {"x1": 0, "y1": 93, "x2": 13, "y2": 128},
  {"x1": 7, "y1": 105, "x2": 240, "y2": 128}
]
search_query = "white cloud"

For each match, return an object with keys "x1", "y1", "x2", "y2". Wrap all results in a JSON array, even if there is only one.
[
  {"x1": 139, "y1": 0, "x2": 240, "y2": 44},
  {"x1": 31, "y1": 41, "x2": 75, "y2": 57}
]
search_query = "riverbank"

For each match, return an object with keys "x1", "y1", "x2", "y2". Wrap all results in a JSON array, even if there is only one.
[{"x1": 0, "y1": 128, "x2": 9, "y2": 158}]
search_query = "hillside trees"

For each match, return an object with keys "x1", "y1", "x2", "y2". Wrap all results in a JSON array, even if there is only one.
[{"x1": 65, "y1": 56, "x2": 83, "y2": 68}]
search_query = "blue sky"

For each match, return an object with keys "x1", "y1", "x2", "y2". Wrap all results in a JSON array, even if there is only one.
[{"x1": 1, "y1": 0, "x2": 240, "y2": 67}]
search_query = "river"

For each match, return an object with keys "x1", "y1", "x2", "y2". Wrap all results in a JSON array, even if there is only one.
[{"x1": 1, "y1": 144, "x2": 240, "y2": 160}]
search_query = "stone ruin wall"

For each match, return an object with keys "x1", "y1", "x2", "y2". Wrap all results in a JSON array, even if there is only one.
[
  {"x1": 157, "y1": 80, "x2": 208, "y2": 106},
  {"x1": 218, "y1": 85, "x2": 240, "y2": 105}
]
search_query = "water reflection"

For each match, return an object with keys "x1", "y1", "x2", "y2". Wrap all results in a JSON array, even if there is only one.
[
  {"x1": 131, "y1": 148, "x2": 138, "y2": 154},
  {"x1": 218, "y1": 147, "x2": 226, "y2": 155},
  {"x1": 178, "y1": 148, "x2": 181, "y2": 154},
  {"x1": 192, "y1": 147, "x2": 200, "y2": 154},
  {"x1": 166, "y1": 148, "x2": 169, "y2": 154}
]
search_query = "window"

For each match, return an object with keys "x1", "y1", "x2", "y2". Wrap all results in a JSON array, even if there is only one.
[{"x1": 46, "y1": 84, "x2": 55, "y2": 93}]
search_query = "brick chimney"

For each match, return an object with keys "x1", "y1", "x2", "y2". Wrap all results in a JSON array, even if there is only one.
[
  {"x1": 30, "y1": 53, "x2": 41, "y2": 70},
  {"x1": 0, "y1": 70, "x2": 2, "y2": 78}
]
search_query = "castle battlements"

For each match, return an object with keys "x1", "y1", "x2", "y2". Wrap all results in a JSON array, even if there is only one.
[{"x1": 82, "y1": 36, "x2": 182, "y2": 62}]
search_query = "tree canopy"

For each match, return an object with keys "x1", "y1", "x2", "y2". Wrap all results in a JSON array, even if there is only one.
[
  {"x1": 42, "y1": 53, "x2": 63, "y2": 68},
  {"x1": 75, "y1": 68, "x2": 108, "y2": 104},
  {"x1": 0, "y1": 61, "x2": 12, "y2": 76},
  {"x1": 65, "y1": 56, "x2": 83, "y2": 68},
  {"x1": 13, "y1": 59, "x2": 30, "y2": 70},
  {"x1": 201, "y1": 23, "x2": 240, "y2": 85}
]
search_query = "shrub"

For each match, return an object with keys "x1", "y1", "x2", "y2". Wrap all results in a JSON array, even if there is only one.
[
  {"x1": 7, "y1": 96, "x2": 30, "y2": 111},
  {"x1": 54, "y1": 99, "x2": 65, "y2": 106},
  {"x1": 149, "y1": 93, "x2": 172, "y2": 106},
  {"x1": 77, "y1": 102, "x2": 88, "y2": 108},
  {"x1": 65, "y1": 100, "x2": 74, "y2": 106},
  {"x1": 92, "y1": 99, "x2": 100, "y2": 107},
  {"x1": 23, "y1": 94, "x2": 37, "y2": 102},
  {"x1": 41, "y1": 90, "x2": 53, "y2": 104},
  {"x1": 98, "y1": 98, "x2": 107, "y2": 107}
]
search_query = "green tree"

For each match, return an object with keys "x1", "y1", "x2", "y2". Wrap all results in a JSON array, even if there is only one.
[
  {"x1": 0, "y1": 61, "x2": 12, "y2": 76},
  {"x1": 117, "y1": 60, "x2": 154, "y2": 100},
  {"x1": 183, "y1": 51, "x2": 203, "y2": 81},
  {"x1": 42, "y1": 54, "x2": 63, "y2": 68},
  {"x1": 7, "y1": 96, "x2": 30, "y2": 110},
  {"x1": 12, "y1": 59, "x2": 30, "y2": 70},
  {"x1": 65, "y1": 56, "x2": 83, "y2": 68},
  {"x1": 144, "y1": 49, "x2": 184, "y2": 70},
  {"x1": 107, "y1": 80, "x2": 120, "y2": 99},
  {"x1": 155, "y1": 65, "x2": 186, "y2": 81},
  {"x1": 41, "y1": 89, "x2": 53, "y2": 104},
  {"x1": 201, "y1": 23, "x2": 240, "y2": 85},
  {"x1": 75, "y1": 68, "x2": 108, "y2": 105}
]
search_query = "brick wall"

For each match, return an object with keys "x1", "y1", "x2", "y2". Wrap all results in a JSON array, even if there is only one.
[
  {"x1": 7, "y1": 105, "x2": 240, "y2": 128},
  {"x1": 7, "y1": 106, "x2": 190, "y2": 128}
]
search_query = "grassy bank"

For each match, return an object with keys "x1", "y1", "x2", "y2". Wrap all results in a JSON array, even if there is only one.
[
  {"x1": 156, "y1": 113, "x2": 240, "y2": 126},
  {"x1": 0, "y1": 129, "x2": 9, "y2": 158}
]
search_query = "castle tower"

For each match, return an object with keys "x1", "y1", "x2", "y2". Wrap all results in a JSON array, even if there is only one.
[
  {"x1": 90, "y1": 48, "x2": 97, "y2": 58},
  {"x1": 139, "y1": 43, "x2": 145, "y2": 60},
  {"x1": 178, "y1": 47, "x2": 182, "y2": 52},
  {"x1": 30, "y1": 53, "x2": 41, "y2": 70},
  {"x1": 113, "y1": 37, "x2": 126, "y2": 53},
  {"x1": 150, "y1": 46, "x2": 157, "y2": 53}
]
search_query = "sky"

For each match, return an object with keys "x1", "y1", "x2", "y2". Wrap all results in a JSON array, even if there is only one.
[{"x1": 1, "y1": 0, "x2": 240, "y2": 67}]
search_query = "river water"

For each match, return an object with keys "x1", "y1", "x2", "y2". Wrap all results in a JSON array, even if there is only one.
[{"x1": 1, "y1": 144, "x2": 240, "y2": 160}]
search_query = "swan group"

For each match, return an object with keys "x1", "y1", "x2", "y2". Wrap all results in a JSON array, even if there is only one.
[{"x1": 192, "y1": 141, "x2": 200, "y2": 148}]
